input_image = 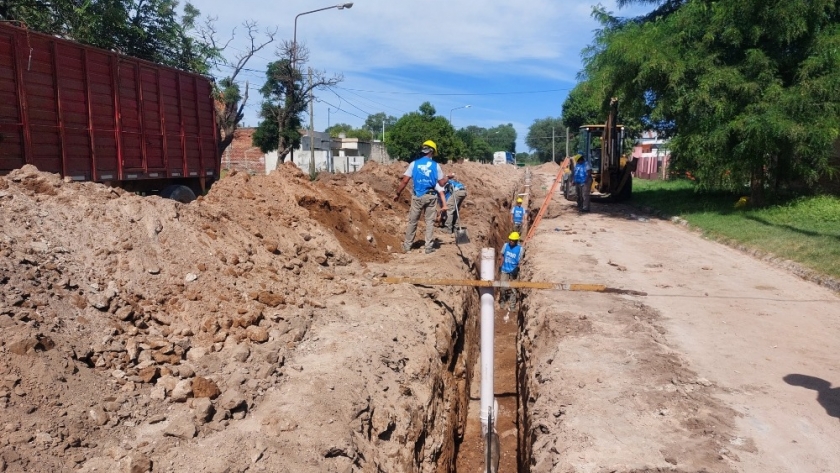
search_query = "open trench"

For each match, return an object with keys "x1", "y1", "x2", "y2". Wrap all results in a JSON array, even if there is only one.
[{"x1": 442, "y1": 176, "x2": 533, "y2": 472}]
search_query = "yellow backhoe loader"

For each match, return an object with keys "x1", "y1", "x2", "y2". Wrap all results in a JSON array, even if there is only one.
[{"x1": 563, "y1": 98, "x2": 637, "y2": 202}]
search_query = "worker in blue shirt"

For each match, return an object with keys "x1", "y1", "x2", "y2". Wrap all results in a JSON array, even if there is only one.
[
  {"x1": 394, "y1": 140, "x2": 449, "y2": 254},
  {"x1": 498, "y1": 231, "x2": 524, "y2": 310},
  {"x1": 510, "y1": 197, "x2": 526, "y2": 233},
  {"x1": 441, "y1": 173, "x2": 467, "y2": 233}
]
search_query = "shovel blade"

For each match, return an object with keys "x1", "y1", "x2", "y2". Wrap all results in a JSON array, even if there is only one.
[{"x1": 455, "y1": 227, "x2": 470, "y2": 244}]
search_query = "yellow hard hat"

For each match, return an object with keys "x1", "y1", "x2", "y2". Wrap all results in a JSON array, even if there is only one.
[
  {"x1": 516, "y1": 197, "x2": 523, "y2": 203},
  {"x1": 508, "y1": 231, "x2": 520, "y2": 241},
  {"x1": 422, "y1": 140, "x2": 438, "y2": 156}
]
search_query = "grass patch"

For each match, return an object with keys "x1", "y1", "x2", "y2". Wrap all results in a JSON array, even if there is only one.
[{"x1": 632, "y1": 179, "x2": 840, "y2": 279}]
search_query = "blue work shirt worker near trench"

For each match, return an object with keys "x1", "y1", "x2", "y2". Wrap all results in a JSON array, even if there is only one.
[
  {"x1": 498, "y1": 231, "x2": 524, "y2": 310},
  {"x1": 394, "y1": 140, "x2": 448, "y2": 254},
  {"x1": 441, "y1": 174, "x2": 467, "y2": 233},
  {"x1": 511, "y1": 197, "x2": 526, "y2": 232}
]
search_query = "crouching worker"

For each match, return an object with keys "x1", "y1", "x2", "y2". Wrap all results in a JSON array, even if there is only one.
[
  {"x1": 498, "y1": 231, "x2": 524, "y2": 310},
  {"x1": 442, "y1": 174, "x2": 467, "y2": 233}
]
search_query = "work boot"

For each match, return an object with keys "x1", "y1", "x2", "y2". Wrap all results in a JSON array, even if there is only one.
[
  {"x1": 402, "y1": 243, "x2": 412, "y2": 253},
  {"x1": 425, "y1": 247, "x2": 435, "y2": 254}
]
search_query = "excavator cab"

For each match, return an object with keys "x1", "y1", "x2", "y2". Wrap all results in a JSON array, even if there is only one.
[{"x1": 566, "y1": 98, "x2": 636, "y2": 201}]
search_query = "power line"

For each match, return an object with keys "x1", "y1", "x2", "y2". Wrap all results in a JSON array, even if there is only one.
[
  {"x1": 327, "y1": 88, "x2": 373, "y2": 118},
  {"x1": 334, "y1": 86, "x2": 407, "y2": 115},
  {"x1": 337, "y1": 87, "x2": 572, "y2": 96},
  {"x1": 315, "y1": 98, "x2": 365, "y2": 121}
]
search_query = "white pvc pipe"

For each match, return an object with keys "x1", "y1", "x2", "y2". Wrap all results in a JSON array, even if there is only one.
[{"x1": 479, "y1": 247, "x2": 496, "y2": 435}]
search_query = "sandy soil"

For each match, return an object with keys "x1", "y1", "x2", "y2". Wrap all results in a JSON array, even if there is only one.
[
  {"x1": 523, "y1": 168, "x2": 840, "y2": 472},
  {"x1": 0, "y1": 161, "x2": 519, "y2": 473}
]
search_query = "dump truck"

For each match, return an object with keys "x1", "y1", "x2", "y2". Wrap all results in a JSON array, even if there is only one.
[
  {"x1": 0, "y1": 22, "x2": 219, "y2": 202},
  {"x1": 563, "y1": 98, "x2": 636, "y2": 202}
]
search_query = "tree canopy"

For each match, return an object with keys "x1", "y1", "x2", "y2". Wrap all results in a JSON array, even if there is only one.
[
  {"x1": 386, "y1": 102, "x2": 463, "y2": 162},
  {"x1": 525, "y1": 117, "x2": 566, "y2": 162},
  {"x1": 364, "y1": 113, "x2": 398, "y2": 140},
  {"x1": 326, "y1": 123, "x2": 373, "y2": 141},
  {"x1": 1, "y1": 0, "x2": 218, "y2": 74},
  {"x1": 577, "y1": 0, "x2": 840, "y2": 201}
]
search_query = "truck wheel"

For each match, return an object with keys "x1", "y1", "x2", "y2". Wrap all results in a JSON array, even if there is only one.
[{"x1": 160, "y1": 185, "x2": 196, "y2": 203}]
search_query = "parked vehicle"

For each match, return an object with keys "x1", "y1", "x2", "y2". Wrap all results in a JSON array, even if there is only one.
[
  {"x1": 563, "y1": 98, "x2": 636, "y2": 202},
  {"x1": 493, "y1": 151, "x2": 515, "y2": 165},
  {"x1": 0, "y1": 22, "x2": 219, "y2": 202}
]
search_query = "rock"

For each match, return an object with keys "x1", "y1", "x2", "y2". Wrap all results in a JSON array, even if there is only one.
[
  {"x1": 115, "y1": 306, "x2": 134, "y2": 321},
  {"x1": 163, "y1": 414, "x2": 196, "y2": 439},
  {"x1": 192, "y1": 397, "x2": 214, "y2": 423},
  {"x1": 215, "y1": 389, "x2": 246, "y2": 411},
  {"x1": 156, "y1": 375, "x2": 178, "y2": 393},
  {"x1": 8, "y1": 337, "x2": 38, "y2": 355},
  {"x1": 149, "y1": 385, "x2": 166, "y2": 401},
  {"x1": 256, "y1": 291, "x2": 285, "y2": 307},
  {"x1": 185, "y1": 273, "x2": 198, "y2": 282},
  {"x1": 88, "y1": 406, "x2": 109, "y2": 426},
  {"x1": 246, "y1": 326, "x2": 269, "y2": 343},
  {"x1": 192, "y1": 376, "x2": 221, "y2": 399},
  {"x1": 0, "y1": 314, "x2": 14, "y2": 328},
  {"x1": 128, "y1": 454, "x2": 153, "y2": 473},
  {"x1": 170, "y1": 379, "x2": 192, "y2": 402},
  {"x1": 231, "y1": 344, "x2": 250, "y2": 362},
  {"x1": 186, "y1": 346, "x2": 208, "y2": 362},
  {"x1": 137, "y1": 366, "x2": 159, "y2": 383}
]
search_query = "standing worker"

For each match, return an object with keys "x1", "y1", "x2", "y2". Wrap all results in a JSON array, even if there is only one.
[
  {"x1": 442, "y1": 173, "x2": 467, "y2": 234},
  {"x1": 510, "y1": 197, "x2": 526, "y2": 233},
  {"x1": 394, "y1": 140, "x2": 449, "y2": 254},
  {"x1": 573, "y1": 156, "x2": 592, "y2": 212},
  {"x1": 498, "y1": 231, "x2": 524, "y2": 310}
]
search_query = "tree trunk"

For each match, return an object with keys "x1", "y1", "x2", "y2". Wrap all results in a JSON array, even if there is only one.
[{"x1": 750, "y1": 163, "x2": 765, "y2": 207}]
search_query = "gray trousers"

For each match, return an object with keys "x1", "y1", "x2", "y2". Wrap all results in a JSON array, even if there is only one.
[
  {"x1": 576, "y1": 177, "x2": 592, "y2": 211},
  {"x1": 404, "y1": 193, "x2": 437, "y2": 250},
  {"x1": 444, "y1": 189, "x2": 467, "y2": 230}
]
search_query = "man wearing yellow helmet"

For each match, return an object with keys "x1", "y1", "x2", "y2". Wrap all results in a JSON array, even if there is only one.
[
  {"x1": 498, "y1": 231, "x2": 524, "y2": 310},
  {"x1": 394, "y1": 140, "x2": 449, "y2": 254},
  {"x1": 511, "y1": 196, "x2": 526, "y2": 233}
]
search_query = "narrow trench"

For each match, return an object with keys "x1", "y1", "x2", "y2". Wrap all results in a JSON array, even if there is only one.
[{"x1": 449, "y1": 187, "x2": 530, "y2": 472}]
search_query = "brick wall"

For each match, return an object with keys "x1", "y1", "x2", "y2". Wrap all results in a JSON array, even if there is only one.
[{"x1": 222, "y1": 127, "x2": 264, "y2": 174}]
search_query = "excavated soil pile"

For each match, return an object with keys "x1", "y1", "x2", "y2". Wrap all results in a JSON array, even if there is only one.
[{"x1": 0, "y1": 162, "x2": 519, "y2": 473}]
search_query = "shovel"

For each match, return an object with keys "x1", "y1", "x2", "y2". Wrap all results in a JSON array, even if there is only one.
[{"x1": 452, "y1": 197, "x2": 470, "y2": 244}]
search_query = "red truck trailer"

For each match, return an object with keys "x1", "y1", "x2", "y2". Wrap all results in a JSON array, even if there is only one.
[{"x1": 0, "y1": 22, "x2": 219, "y2": 201}]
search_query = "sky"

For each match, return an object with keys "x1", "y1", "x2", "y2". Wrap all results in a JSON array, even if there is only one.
[{"x1": 199, "y1": 0, "x2": 647, "y2": 153}]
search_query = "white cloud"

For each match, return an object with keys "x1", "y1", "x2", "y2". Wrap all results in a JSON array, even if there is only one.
[{"x1": 197, "y1": 0, "x2": 648, "y2": 150}]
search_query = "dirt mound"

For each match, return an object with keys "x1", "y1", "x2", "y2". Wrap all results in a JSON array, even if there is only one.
[{"x1": 0, "y1": 161, "x2": 519, "y2": 472}]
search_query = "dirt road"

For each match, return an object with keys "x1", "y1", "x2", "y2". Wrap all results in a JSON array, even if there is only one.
[{"x1": 522, "y1": 169, "x2": 840, "y2": 472}]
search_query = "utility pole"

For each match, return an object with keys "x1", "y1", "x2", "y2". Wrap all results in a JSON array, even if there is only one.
[
  {"x1": 551, "y1": 127, "x2": 555, "y2": 163},
  {"x1": 308, "y1": 68, "x2": 315, "y2": 178},
  {"x1": 565, "y1": 127, "x2": 570, "y2": 158}
]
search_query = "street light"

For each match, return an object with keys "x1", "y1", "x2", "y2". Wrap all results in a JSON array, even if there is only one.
[
  {"x1": 449, "y1": 105, "x2": 471, "y2": 125},
  {"x1": 292, "y1": 3, "x2": 353, "y2": 177}
]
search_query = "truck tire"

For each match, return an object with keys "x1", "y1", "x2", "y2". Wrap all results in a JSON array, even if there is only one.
[{"x1": 160, "y1": 185, "x2": 196, "y2": 203}]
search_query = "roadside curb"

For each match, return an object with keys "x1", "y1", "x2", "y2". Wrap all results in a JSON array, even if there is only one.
[{"x1": 632, "y1": 204, "x2": 840, "y2": 294}]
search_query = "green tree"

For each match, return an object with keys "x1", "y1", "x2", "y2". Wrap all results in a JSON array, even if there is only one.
[
  {"x1": 1, "y1": 0, "x2": 219, "y2": 74},
  {"x1": 326, "y1": 123, "x2": 373, "y2": 141},
  {"x1": 579, "y1": 0, "x2": 840, "y2": 203},
  {"x1": 455, "y1": 128, "x2": 493, "y2": 162},
  {"x1": 526, "y1": 117, "x2": 566, "y2": 162},
  {"x1": 387, "y1": 102, "x2": 464, "y2": 162},
  {"x1": 252, "y1": 42, "x2": 342, "y2": 164},
  {"x1": 487, "y1": 124, "x2": 517, "y2": 153},
  {"x1": 364, "y1": 112, "x2": 398, "y2": 141}
]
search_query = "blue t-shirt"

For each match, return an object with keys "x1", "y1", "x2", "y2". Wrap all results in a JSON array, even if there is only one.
[
  {"x1": 573, "y1": 160, "x2": 592, "y2": 184},
  {"x1": 500, "y1": 243, "x2": 523, "y2": 274},
  {"x1": 511, "y1": 205, "x2": 526, "y2": 224},
  {"x1": 404, "y1": 157, "x2": 443, "y2": 197},
  {"x1": 449, "y1": 179, "x2": 465, "y2": 191}
]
